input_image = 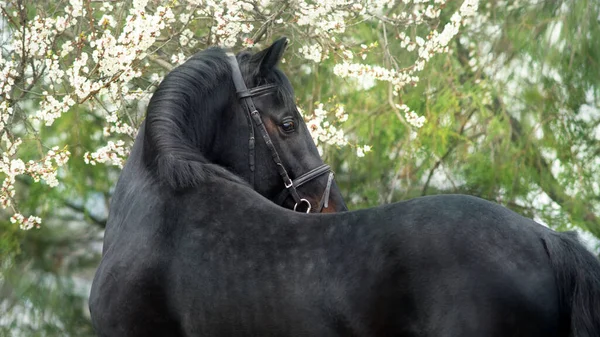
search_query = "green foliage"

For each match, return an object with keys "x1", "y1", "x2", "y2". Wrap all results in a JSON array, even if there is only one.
[{"x1": 311, "y1": 1, "x2": 600, "y2": 243}]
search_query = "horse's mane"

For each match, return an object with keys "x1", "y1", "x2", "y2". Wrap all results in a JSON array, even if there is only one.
[{"x1": 143, "y1": 45, "x2": 295, "y2": 190}]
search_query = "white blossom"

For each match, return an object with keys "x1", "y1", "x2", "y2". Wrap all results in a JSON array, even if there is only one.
[
  {"x1": 0, "y1": 0, "x2": 481, "y2": 229},
  {"x1": 332, "y1": 0, "x2": 480, "y2": 95},
  {"x1": 396, "y1": 104, "x2": 427, "y2": 128},
  {"x1": 84, "y1": 140, "x2": 129, "y2": 168},
  {"x1": 10, "y1": 213, "x2": 42, "y2": 230},
  {"x1": 299, "y1": 44, "x2": 325, "y2": 63}
]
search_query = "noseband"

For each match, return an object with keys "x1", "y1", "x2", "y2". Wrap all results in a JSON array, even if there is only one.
[{"x1": 226, "y1": 52, "x2": 335, "y2": 213}]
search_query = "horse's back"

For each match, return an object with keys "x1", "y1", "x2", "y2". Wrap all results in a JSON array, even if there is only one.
[
  {"x1": 159, "y1": 192, "x2": 563, "y2": 337},
  {"x1": 164, "y1": 193, "x2": 563, "y2": 337},
  {"x1": 373, "y1": 194, "x2": 563, "y2": 336}
]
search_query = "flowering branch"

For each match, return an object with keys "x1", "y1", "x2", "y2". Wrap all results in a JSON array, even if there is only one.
[{"x1": 0, "y1": 0, "x2": 480, "y2": 229}]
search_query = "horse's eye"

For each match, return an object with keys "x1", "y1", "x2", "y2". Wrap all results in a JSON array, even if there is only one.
[{"x1": 281, "y1": 120, "x2": 295, "y2": 133}]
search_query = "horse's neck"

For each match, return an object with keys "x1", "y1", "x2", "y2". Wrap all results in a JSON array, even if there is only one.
[
  {"x1": 116, "y1": 123, "x2": 152, "y2": 194},
  {"x1": 102, "y1": 125, "x2": 159, "y2": 249},
  {"x1": 103, "y1": 123, "x2": 312, "y2": 249}
]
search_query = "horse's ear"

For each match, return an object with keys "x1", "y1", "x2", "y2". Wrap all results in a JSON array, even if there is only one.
[{"x1": 252, "y1": 37, "x2": 288, "y2": 73}]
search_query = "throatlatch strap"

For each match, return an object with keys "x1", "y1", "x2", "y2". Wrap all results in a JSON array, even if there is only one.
[{"x1": 317, "y1": 172, "x2": 334, "y2": 211}]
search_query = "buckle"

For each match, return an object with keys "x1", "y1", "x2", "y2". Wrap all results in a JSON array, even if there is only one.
[{"x1": 284, "y1": 179, "x2": 293, "y2": 189}]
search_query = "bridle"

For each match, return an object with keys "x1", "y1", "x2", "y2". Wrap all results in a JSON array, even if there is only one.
[{"x1": 226, "y1": 52, "x2": 335, "y2": 213}]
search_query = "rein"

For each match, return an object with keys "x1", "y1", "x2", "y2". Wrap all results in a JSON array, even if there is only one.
[{"x1": 226, "y1": 52, "x2": 334, "y2": 213}]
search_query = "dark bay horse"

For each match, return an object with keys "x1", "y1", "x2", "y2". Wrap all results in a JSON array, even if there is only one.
[
  {"x1": 98, "y1": 37, "x2": 348, "y2": 254},
  {"x1": 89, "y1": 38, "x2": 600, "y2": 336},
  {"x1": 90, "y1": 37, "x2": 346, "y2": 331}
]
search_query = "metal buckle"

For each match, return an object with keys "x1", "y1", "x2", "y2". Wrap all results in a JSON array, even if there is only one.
[
  {"x1": 293, "y1": 199, "x2": 312, "y2": 213},
  {"x1": 284, "y1": 179, "x2": 293, "y2": 189}
]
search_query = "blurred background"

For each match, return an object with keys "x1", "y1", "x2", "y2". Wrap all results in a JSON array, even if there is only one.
[{"x1": 1, "y1": 0, "x2": 599, "y2": 335}]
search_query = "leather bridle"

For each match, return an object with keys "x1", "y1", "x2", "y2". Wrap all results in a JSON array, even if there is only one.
[{"x1": 226, "y1": 52, "x2": 335, "y2": 213}]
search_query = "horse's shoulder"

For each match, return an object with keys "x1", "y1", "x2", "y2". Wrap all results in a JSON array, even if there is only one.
[{"x1": 90, "y1": 241, "x2": 175, "y2": 335}]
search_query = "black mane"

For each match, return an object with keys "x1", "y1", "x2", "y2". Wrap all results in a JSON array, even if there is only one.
[
  {"x1": 143, "y1": 48, "x2": 240, "y2": 190},
  {"x1": 143, "y1": 45, "x2": 297, "y2": 190}
]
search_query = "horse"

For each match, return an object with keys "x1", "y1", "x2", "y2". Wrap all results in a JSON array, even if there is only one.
[
  {"x1": 89, "y1": 38, "x2": 600, "y2": 337},
  {"x1": 96, "y1": 37, "x2": 348, "y2": 252}
]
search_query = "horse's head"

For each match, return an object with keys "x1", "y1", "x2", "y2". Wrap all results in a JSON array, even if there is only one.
[
  {"x1": 217, "y1": 38, "x2": 347, "y2": 213},
  {"x1": 143, "y1": 38, "x2": 347, "y2": 213}
]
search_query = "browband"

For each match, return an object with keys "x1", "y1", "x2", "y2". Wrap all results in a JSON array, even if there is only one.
[{"x1": 237, "y1": 84, "x2": 278, "y2": 99}]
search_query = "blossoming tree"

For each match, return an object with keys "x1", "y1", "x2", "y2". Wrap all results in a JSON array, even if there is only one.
[
  {"x1": 0, "y1": 0, "x2": 479, "y2": 230},
  {"x1": 3, "y1": 0, "x2": 600, "y2": 334}
]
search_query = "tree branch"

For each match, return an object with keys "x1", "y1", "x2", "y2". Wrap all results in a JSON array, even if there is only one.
[{"x1": 455, "y1": 38, "x2": 600, "y2": 237}]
